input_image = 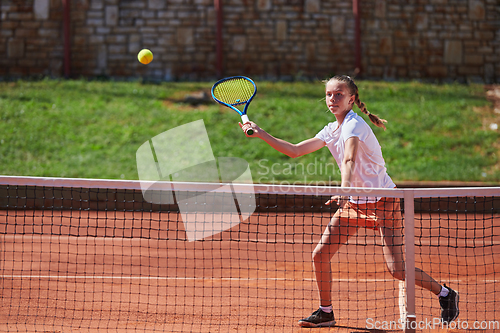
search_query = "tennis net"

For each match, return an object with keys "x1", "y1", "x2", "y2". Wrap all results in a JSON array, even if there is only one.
[{"x1": 0, "y1": 176, "x2": 499, "y2": 332}]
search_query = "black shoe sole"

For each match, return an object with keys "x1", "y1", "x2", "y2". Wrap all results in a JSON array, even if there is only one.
[
  {"x1": 443, "y1": 292, "x2": 460, "y2": 323},
  {"x1": 298, "y1": 319, "x2": 336, "y2": 328}
]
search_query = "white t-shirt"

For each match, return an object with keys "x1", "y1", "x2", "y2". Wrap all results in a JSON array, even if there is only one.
[{"x1": 315, "y1": 110, "x2": 395, "y2": 202}]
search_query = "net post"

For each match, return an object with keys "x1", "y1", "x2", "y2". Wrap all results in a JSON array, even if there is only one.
[{"x1": 403, "y1": 189, "x2": 416, "y2": 333}]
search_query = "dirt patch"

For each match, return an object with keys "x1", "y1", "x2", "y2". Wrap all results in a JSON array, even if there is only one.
[
  {"x1": 474, "y1": 85, "x2": 500, "y2": 130},
  {"x1": 479, "y1": 85, "x2": 500, "y2": 178},
  {"x1": 163, "y1": 90, "x2": 213, "y2": 111},
  {"x1": 483, "y1": 85, "x2": 500, "y2": 131},
  {"x1": 162, "y1": 99, "x2": 211, "y2": 111},
  {"x1": 486, "y1": 84, "x2": 500, "y2": 114}
]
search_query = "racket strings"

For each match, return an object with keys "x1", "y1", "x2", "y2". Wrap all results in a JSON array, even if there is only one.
[{"x1": 213, "y1": 78, "x2": 255, "y2": 105}]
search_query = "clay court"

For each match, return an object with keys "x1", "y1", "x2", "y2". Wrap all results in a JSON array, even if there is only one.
[{"x1": 1, "y1": 204, "x2": 499, "y2": 332}]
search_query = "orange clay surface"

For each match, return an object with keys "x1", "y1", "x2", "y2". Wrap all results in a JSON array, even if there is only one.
[{"x1": 0, "y1": 210, "x2": 499, "y2": 332}]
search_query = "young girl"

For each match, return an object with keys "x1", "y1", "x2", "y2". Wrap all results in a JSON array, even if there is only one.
[{"x1": 239, "y1": 75, "x2": 459, "y2": 328}]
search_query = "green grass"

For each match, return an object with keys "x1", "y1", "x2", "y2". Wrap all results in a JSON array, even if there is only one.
[{"x1": 0, "y1": 78, "x2": 498, "y2": 184}]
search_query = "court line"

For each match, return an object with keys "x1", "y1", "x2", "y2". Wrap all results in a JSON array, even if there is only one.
[
  {"x1": 243, "y1": 238, "x2": 500, "y2": 246},
  {"x1": 0, "y1": 275, "x2": 380, "y2": 282},
  {"x1": 0, "y1": 275, "x2": 498, "y2": 283},
  {"x1": 2, "y1": 234, "x2": 499, "y2": 246}
]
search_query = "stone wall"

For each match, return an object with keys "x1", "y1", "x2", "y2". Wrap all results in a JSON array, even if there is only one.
[
  {"x1": 361, "y1": 0, "x2": 499, "y2": 82},
  {"x1": 1, "y1": 0, "x2": 498, "y2": 82}
]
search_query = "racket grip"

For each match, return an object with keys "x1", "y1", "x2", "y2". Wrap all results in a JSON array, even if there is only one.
[{"x1": 241, "y1": 114, "x2": 254, "y2": 135}]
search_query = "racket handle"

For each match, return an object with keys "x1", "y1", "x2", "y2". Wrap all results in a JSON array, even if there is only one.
[{"x1": 241, "y1": 114, "x2": 254, "y2": 135}]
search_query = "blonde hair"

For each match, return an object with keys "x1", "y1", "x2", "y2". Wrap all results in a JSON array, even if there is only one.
[{"x1": 326, "y1": 75, "x2": 387, "y2": 130}]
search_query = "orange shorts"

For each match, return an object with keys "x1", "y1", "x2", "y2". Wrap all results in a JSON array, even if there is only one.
[{"x1": 334, "y1": 197, "x2": 403, "y2": 229}]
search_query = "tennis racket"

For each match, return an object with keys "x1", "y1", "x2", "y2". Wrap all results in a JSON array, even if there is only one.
[{"x1": 211, "y1": 76, "x2": 257, "y2": 135}]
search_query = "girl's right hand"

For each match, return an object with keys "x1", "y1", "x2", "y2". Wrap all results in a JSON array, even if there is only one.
[
  {"x1": 239, "y1": 121, "x2": 261, "y2": 137},
  {"x1": 325, "y1": 195, "x2": 348, "y2": 211}
]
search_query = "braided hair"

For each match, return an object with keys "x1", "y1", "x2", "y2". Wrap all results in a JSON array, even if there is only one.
[{"x1": 327, "y1": 75, "x2": 387, "y2": 130}]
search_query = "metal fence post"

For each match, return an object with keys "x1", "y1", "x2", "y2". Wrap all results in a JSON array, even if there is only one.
[{"x1": 404, "y1": 189, "x2": 416, "y2": 332}]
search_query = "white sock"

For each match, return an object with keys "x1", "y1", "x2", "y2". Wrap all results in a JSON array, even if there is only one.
[
  {"x1": 320, "y1": 305, "x2": 333, "y2": 313},
  {"x1": 439, "y1": 286, "x2": 449, "y2": 297}
]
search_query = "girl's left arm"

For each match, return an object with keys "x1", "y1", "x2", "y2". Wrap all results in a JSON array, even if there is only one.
[
  {"x1": 340, "y1": 136, "x2": 359, "y2": 187},
  {"x1": 326, "y1": 136, "x2": 359, "y2": 206}
]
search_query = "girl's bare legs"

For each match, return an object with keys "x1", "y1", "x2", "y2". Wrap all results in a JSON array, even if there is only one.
[
  {"x1": 379, "y1": 224, "x2": 464, "y2": 322},
  {"x1": 379, "y1": 225, "x2": 441, "y2": 295},
  {"x1": 312, "y1": 212, "x2": 442, "y2": 307},
  {"x1": 312, "y1": 216, "x2": 359, "y2": 306},
  {"x1": 306, "y1": 209, "x2": 457, "y2": 326}
]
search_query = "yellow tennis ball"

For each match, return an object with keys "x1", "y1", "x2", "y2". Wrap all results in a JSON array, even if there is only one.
[{"x1": 138, "y1": 49, "x2": 153, "y2": 65}]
